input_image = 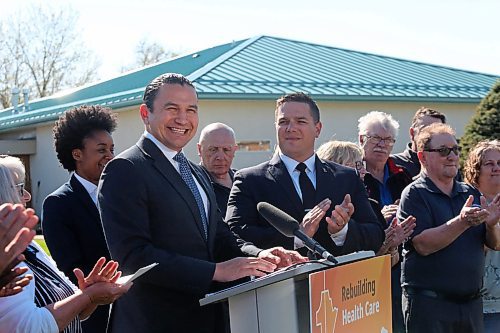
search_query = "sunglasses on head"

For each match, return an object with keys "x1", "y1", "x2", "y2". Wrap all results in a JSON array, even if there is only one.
[{"x1": 424, "y1": 146, "x2": 460, "y2": 157}]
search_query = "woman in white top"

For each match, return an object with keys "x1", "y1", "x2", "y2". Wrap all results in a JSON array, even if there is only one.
[{"x1": 0, "y1": 156, "x2": 131, "y2": 332}]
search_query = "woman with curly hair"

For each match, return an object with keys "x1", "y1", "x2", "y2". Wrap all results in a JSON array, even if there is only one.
[
  {"x1": 42, "y1": 105, "x2": 117, "y2": 333},
  {"x1": 464, "y1": 140, "x2": 500, "y2": 333}
]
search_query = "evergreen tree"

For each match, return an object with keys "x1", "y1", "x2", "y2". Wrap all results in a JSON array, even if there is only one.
[{"x1": 460, "y1": 80, "x2": 500, "y2": 167}]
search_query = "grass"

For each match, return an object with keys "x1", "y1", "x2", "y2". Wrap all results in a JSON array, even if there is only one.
[{"x1": 34, "y1": 235, "x2": 51, "y2": 256}]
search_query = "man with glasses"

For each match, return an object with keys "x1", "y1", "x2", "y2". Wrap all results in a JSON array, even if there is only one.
[
  {"x1": 391, "y1": 107, "x2": 446, "y2": 178},
  {"x1": 357, "y1": 111, "x2": 414, "y2": 333},
  {"x1": 398, "y1": 123, "x2": 500, "y2": 333}
]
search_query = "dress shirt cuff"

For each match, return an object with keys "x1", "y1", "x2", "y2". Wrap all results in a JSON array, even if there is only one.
[{"x1": 330, "y1": 223, "x2": 349, "y2": 246}]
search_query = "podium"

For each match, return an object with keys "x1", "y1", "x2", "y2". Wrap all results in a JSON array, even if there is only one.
[{"x1": 200, "y1": 251, "x2": 392, "y2": 333}]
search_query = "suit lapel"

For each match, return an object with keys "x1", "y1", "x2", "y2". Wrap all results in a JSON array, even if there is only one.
[
  {"x1": 69, "y1": 175, "x2": 100, "y2": 221},
  {"x1": 137, "y1": 137, "x2": 208, "y2": 242},
  {"x1": 314, "y1": 156, "x2": 335, "y2": 204},
  {"x1": 267, "y1": 154, "x2": 304, "y2": 217}
]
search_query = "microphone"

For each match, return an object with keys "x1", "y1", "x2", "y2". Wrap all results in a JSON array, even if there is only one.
[{"x1": 257, "y1": 202, "x2": 338, "y2": 264}]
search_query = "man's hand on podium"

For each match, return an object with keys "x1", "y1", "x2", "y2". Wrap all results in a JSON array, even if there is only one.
[
  {"x1": 258, "y1": 246, "x2": 308, "y2": 269},
  {"x1": 213, "y1": 257, "x2": 276, "y2": 282}
]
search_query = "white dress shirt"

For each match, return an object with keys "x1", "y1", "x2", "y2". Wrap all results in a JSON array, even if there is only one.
[
  {"x1": 278, "y1": 152, "x2": 348, "y2": 247},
  {"x1": 74, "y1": 172, "x2": 98, "y2": 206}
]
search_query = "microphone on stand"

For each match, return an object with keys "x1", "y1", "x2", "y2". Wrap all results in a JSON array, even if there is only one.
[{"x1": 257, "y1": 202, "x2": 338, "y2": 264}]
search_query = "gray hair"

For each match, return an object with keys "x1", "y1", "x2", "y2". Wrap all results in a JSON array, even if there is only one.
[
  {"x1": 0, "y1": 163, "x2": 22, "y2": 204},
  {"x1": 199, "y1": 123, "x2": 236, "y2": 144},
  {"x1": 357, "y1": 111, "x2": 400, "y2": 138}
]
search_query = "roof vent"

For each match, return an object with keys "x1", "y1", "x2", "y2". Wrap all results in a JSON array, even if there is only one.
[
  {"x1": 11, "y1": 87, "x2": 20, "y2": 114},
  {"x1": 22, "y1": 88, "x2": 30, "y2": 113},
  {"x1": 192, "y1": 53, "x2": 199, "y2": 58}
]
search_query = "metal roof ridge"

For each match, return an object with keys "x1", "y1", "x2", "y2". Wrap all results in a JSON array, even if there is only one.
[{"x1": 188, "y1": 35, "x2": 264, "y2": 82}]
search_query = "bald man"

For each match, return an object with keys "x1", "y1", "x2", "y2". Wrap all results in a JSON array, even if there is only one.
[{"x1": 197, "y1": 123, "x2": 238, "y2": 217}]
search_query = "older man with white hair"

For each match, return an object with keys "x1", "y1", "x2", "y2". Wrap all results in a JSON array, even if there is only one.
[
  {"x1": 358, "y1": 110, "x2": 413, "y2": 333},
  {"x1": 197, "y1": 123, "x2": 239, "y2": 217}
]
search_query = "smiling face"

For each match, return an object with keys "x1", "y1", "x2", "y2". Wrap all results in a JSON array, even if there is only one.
[
  {"x1": 275, "y1": 101, "x2": 322, "y2": 162},
  {"x1": 73, "y1": 130, "x2": 114, "y2": 184},
  {"x1": 140, "y1": 83, "x2": 199, "y2": 152},
  {"x1": 420, "y1": 133, "x2": 459, "y2": 182},
  {"x1": 478, "y1": 149, "x2": 500, "y2": 193}
]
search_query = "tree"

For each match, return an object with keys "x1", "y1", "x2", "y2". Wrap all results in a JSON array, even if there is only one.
[
  {"x1": 459, "y1": 80, "x2": 500, "y2": 166},
  {"x1": 121, "y1": 37, "x2": 178, "y2": 72},
  {"x1": 0, "y1": 4, "x2": 99, "y2": 109}
]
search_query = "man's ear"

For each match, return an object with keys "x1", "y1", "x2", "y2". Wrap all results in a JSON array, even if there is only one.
[
  {"x1": 417, "y1": 150, "x2": 425, "y2": 165},
  {"x1": 140, "y1": 104, "x2": 150, "y2": 124},
  {"x1": 315, "y1": 121, "x2": 322, "y2": 138},
  {"x1": 359, "y1": 135, "x2": 364, "y2": 145},
  {"x1": 409, "y1": 127, "x2": 415, "y2": 141},
  {"x1": 196, "y1": 143, "x2": 202, "y2": 156}
]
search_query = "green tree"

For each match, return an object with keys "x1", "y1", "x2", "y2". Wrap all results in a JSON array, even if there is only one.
[{"x1": 459, "y1": 80, "x2": 500, "y2": 167}]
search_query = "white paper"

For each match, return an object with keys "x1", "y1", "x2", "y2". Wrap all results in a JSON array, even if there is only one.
[{"x1": 117, "y1": 262, "x2": 159, "y2": 285}]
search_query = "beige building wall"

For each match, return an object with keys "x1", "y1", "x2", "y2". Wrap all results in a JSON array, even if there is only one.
[{"x1": 1, "y1": 98, "x2": 476, "y2": 213}]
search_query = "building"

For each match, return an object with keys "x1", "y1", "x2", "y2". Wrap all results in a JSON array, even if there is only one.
[{"x1": 0, "y1": 35, "x2": 497, "y2": 213}]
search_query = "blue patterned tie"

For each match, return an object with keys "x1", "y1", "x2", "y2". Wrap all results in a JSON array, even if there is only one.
[{"x1": 173, "y1": 152, "x2": 208, "y2": 239}]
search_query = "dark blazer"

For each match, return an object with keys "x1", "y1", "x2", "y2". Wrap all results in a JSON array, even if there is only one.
[
  {"x1": 42, "y1": 174, "x2": 111, "y2": 333},
  {"x1": 226, "y1": 154, "x2": 384, "y2": 256},
  {"x1": 98, "y1": 136, "x2": 259, "y2": 333}
]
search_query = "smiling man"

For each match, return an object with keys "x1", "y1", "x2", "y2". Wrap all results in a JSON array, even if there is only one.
[
  {"x1": 226, "y1": 92, "x2": 383, "y2": 258},
  {"x1": 97, "y1": 73, "x2": 305, "y2": 333},
  {"x1": 399, "y1": 123, "x2": 500, "y2": 333}
]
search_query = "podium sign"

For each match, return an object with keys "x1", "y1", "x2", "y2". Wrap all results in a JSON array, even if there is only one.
[{"x1": 309, "y1": 255, "x2": 392, "y2": 333}]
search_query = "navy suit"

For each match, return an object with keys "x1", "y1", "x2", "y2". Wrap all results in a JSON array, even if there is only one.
[
  {"x1": 226, "y1": 154, "x2": 384, "y2": 256},
  {"x1": 98, "y1": 136, "x2": 259, "y2": 333},
  {"x1": 42, "y1": 174, "x2": 111, "y2": 333}
]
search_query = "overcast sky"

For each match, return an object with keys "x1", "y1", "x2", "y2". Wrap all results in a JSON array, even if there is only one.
[{"x1": 2, "y1": 0, "x2": 499, "y2": 80}]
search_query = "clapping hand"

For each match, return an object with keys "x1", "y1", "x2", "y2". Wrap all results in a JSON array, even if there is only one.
[
  {"x1": 326, "y1": 194, "x2": 354, "y2": 234},
  {"x1": 300, "y1": 198, "x2": 331, "y2": 237}
]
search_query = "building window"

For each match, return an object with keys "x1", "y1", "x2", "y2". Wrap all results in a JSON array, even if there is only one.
[{"x1": 237, "y1": 140, "x2": 271, "y2": 152}]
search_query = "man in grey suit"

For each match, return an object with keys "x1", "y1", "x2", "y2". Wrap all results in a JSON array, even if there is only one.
[{"x1": 98, "y1": 73, "x2": 305, "y2": 333}]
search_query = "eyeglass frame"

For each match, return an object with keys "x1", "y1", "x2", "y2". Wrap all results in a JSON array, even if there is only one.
[
  {"x1": 355, "y1": 160, "x2": 366, "y2": 171},
  {"x1": 15, "y1": 182, "x2": 25, "y2": 197},
  {"x1": 363, "y1": 135, "x2": 396, "y2": 146},
  {"x1": 423, "y1": 146, "x2": 460, "y2": 157}
]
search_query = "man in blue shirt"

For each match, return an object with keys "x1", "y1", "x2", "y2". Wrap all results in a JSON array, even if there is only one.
[{"x1": 399, "y1": 123, "x2": 500, "y2": 333}]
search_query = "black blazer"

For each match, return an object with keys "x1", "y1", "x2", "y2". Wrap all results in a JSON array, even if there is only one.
[
  {"x1": 98, "y1": 136, "x2": 259, "y2": 333},
  {"x1": 226, "y1": 154, "x2": 384, "y2": 256},
  {"x1": 42, "y1": 174, "x2": 111, "y2": 333}
]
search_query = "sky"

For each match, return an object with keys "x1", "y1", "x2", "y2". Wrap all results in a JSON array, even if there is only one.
[{"x1": 1, "y1": 0, "x2": 499, "y2": 80}]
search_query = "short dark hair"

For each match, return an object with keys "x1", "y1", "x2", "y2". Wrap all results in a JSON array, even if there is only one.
[
  {"x1": 411, "y1": 107, "x2": 446, "y2": 128},
  {"x1": 143, "y1": 73, "x2": 196, "y2": 111},
  {"x1": 53, "y1": 105, "x2": 117, "y2": 171},
  {"x1": 275, "y1": 92, "x2": 320, "y2": 123}
]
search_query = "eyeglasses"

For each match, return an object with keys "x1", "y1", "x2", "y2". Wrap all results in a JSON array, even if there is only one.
[
  {"x1": 15, "y1": 183, "x2": 25, "y2": 197},
  {"x1": 424, "y1": 146, "x2": 460, "y2": 157},
  {"x1": 364, "y1": 135, "x2": 396, "y2": 146},
  {"x1": 355, "y1": 161, "x2": 366, "y2": 171}
]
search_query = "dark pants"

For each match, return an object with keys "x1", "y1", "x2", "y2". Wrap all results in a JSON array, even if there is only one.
[
  {"x1": 82, "y1": 305, "x2": 110, "y2": 333},
  {"x1": 484, "y1": 312, "x2": 500, "y2": 333},
  {"x1": 402, "y1": 291, "x2": 483, "y2": 333}
]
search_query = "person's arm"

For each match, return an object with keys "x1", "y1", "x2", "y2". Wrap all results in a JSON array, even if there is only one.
[
  {"x1": 410, "y1": 195, "x2": 482, "y2": 256},
  {"x1": 225, "y1": 172, "x2": 289, "y2": 249},
  {"x1": 484, "y1": 194, "x2": 500, "y2": 250},
  {"x1": 42, "y1": 195, "x2": 86, "y2": 283}
]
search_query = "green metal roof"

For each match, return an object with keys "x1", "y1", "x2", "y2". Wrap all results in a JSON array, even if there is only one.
[{"x1": 1, "y1": 35, "x2": 498, "y2": 132}]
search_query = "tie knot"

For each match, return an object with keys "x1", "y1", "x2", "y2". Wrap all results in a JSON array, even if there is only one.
[
  {"x1": 173, "y1": 152, "x2": 187, "y2": 164},
  {"x1": 296, "y1": 162, "x2": 307, "y2": 173}
]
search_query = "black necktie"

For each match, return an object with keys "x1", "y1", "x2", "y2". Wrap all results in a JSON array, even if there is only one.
[{"x1": 296, "y1": 162, "x2": 315, "y2": 210}]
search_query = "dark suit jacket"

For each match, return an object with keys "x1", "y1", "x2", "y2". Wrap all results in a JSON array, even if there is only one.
[
  {"x1": 98, "y1": 136, "x2": 259, "y2": 333},
  {"x1": 42, "y1": 174, "x2": 111, "y2": 333},
  {"x1": 225, "y1": 154, "x2": 384, "y2": 256}
]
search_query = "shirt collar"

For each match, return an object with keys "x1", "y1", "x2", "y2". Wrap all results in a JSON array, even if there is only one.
[
  {"x1": 73, "y1": 172, "x2": 98, "y2": 198},
  {"x1": 144, "y1": 131, "x2": 180, "y2": 164},
  {"x1": 419, "y1": 173, "x2": 469, "y2": 196},
  {"x1": 279, "y1": 152, "x2": 316, "y2": 175}
]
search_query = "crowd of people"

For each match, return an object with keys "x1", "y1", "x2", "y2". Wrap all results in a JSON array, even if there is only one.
[{"x1": 0, "y1": 72, "x2": 498, "y2": 333}]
